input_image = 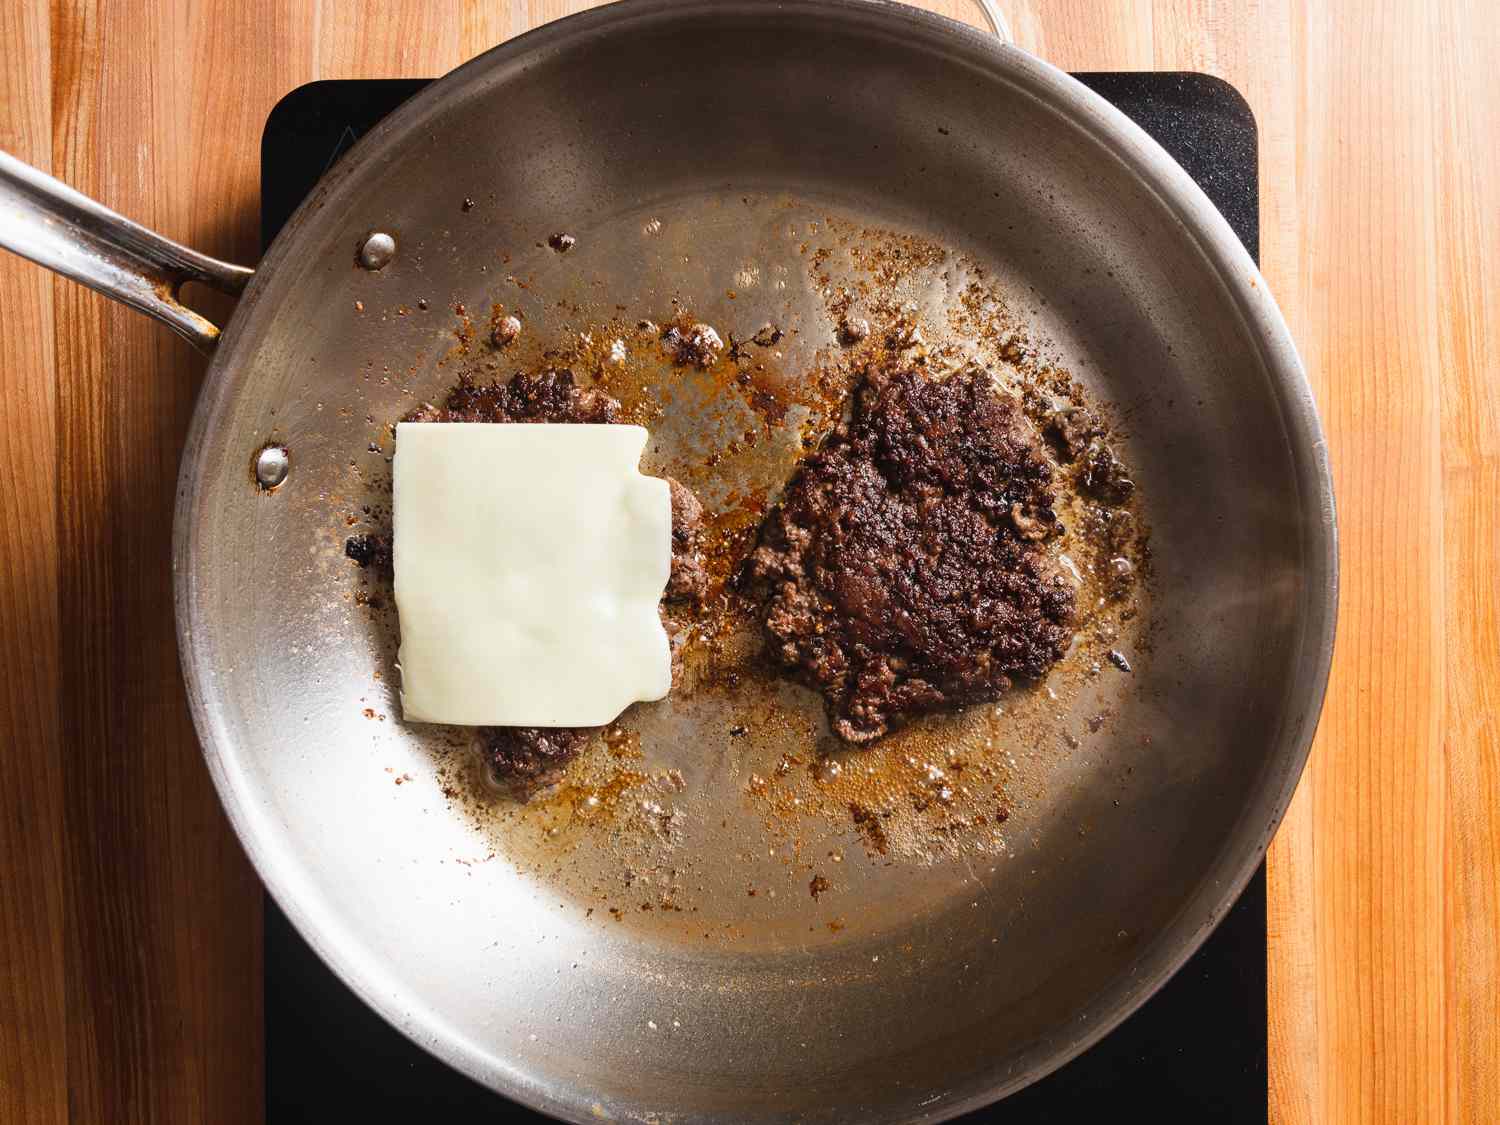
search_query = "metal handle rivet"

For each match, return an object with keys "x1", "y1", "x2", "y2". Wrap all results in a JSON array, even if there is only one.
[
  {"x1": 255, "y1": 443, "x2": 290, "y2": 490},
  {"x1": 359, "y1": 231, "x2": 397, "y2": 270}
]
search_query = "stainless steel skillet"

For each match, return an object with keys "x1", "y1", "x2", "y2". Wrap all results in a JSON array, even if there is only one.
[{"x1": 0, "y1": 2, "x2": 1335, "y2": 1120}]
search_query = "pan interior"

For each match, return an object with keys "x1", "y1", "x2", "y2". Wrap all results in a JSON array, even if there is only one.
[{"x1": 180, "y1": 4, "x2": 1328, "y2": 1122}]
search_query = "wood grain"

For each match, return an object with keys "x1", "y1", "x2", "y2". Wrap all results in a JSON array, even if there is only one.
[
  {"x1": 1025, "y1": 4, "x2": 1500, "y2": 1120},
  {"x1": 1433, "y1": 4, "x2": 1500, "y2": 1120},
  {"x1": 0, "y1": 1, "x2": 64, "y2": 1122},
  {"x1": 50, "y1": 1, "x2": 268, "y2": 1120},
  {"x1": 1, "y1": 1, "x2": 1496, "y2": 1121}
]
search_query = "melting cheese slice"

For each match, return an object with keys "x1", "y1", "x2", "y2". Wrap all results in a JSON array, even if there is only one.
[{"x1": 392, "y1": 422, "x2": 672, "y2": 726}]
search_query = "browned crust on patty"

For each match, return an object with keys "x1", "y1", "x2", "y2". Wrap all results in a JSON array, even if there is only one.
[{"x1": 744, "y1": 363, "x2": 1074, "y2": 744}]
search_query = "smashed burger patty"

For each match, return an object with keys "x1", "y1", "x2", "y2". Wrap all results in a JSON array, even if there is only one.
[
  {"x1": 404, "y1": 369, "x2": 706, "y2": 795},
  {"x1": 745, "y1": 365, "x2": 1074, "y2": 744}
]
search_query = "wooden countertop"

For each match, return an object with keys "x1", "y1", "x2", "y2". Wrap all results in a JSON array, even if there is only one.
[{"x1": 2, "y1": 2, "x2": 1496, "y2": 1121}]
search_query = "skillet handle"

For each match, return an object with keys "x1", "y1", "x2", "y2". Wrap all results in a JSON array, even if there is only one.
[
  {"x1": 972, "y1": 0, "x2": 1014, "y2": 44},
  {"x1": 0, "y1": 150, "x2": 253, "y2": 353}
]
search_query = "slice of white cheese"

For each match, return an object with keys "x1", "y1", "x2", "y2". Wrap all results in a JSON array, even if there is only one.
[{"x1": 392, "y1": 422, "x2": 672, "y2": 727}]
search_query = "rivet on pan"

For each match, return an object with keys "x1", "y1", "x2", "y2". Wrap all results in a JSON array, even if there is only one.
[
  {"x1": 254, "y1": 443, "x2": 290, "y2": 491},
  {"x1": 359, "y1": 231, "x2": 397, "y2": 270}
]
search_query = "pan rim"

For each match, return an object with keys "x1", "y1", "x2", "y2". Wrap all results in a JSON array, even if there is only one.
[{"x1": 174, "y1": 1, "x2": 1337, "y2": 1119}]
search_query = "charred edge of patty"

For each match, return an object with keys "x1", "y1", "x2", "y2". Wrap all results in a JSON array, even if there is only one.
[{"x1": 478, "y1": 726, "x2": 590, "y2": 797}]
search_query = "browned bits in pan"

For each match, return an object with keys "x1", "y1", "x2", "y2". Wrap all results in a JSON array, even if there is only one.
[
  {"x1": 661, "y1": 322, "x2": 725, "y2": 369},
  {"x1": 490, "y1": 315, "x2": 523, "y2": 348},
  {"x1": 837, "y1": 316, "x2": 870, "y2": 345}
]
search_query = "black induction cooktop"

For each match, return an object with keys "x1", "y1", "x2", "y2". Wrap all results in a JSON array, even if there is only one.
[{"x1": 262, "y1": 72, "x2": 1267, "y2": 1123}]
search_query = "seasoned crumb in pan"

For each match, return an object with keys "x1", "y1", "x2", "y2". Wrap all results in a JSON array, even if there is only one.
[
  {"x1": 344, "y1": 533, "x2": 391, "y2": 571},
  {"x1": 661, "y1": 322, "x2": 725, "y2": 369}
]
